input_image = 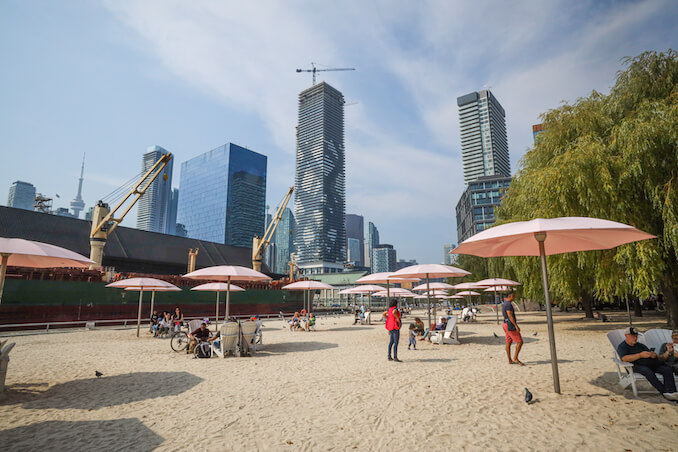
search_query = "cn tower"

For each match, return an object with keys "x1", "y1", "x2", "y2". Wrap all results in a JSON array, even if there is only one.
[{"x1": 70, "y1": 154, "x2": 86, "y2": 218}]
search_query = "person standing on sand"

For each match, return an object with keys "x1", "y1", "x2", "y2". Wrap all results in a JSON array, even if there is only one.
[
  {"x1": 385, "y1": 299, "x2": 402, "y2": 362},
  {"x1": 502, "y1": 292, "x2": 524, "y2": 365}
]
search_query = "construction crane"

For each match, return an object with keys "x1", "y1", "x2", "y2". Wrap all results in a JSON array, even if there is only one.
[
  {"x1": 252, "y1": 187, "x2": 294, "y2": 272},
  {"x1": 89, "y1": 153, "x2": 173, "y2": 268},
  {"x1": 296, "y1": 62, "x2": 355, "y2": 85}
]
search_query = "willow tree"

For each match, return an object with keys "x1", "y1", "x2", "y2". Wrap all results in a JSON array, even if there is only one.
[{"x1": 496, "y1": 50, "x2": 678, "y2": 326}]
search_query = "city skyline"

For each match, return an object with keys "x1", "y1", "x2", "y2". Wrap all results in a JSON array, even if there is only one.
[{"x1": 1, "y1": 1, "x2": 676, "y2": 265}]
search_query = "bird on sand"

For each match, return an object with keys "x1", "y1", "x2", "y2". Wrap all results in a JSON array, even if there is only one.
[
  {"x1": 533, "y1": 332, "x2": 538, "y2": 336},
  {"x1": 525, "y1": 388, "x2": 533, "y2": 404},
  {"x1": 95, "y1": 371, "x2": 103, "y2": 378},
  {"x1": 493, "y1": 332, "x2": 499, "y2": 338}
]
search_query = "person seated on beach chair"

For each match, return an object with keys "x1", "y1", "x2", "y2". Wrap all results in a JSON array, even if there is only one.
[
  {"x1": 594, "y1": 311, "x2": 609, "y2": 322},
  {"x1": 462, "y1": 307, "x2": 471, "y2": 323},
  {"x1": 436, "y1": 317, "x2": 448, "y2": 330},
  {"x1": 658, "y1": 330, "x2": 678, "y2": 375},
  {"x1": 289, "y1": 312, "x2": 303, "y2": 331},
  {"x1": 172, "y1": 307, "x2": 185, "y2": 333},
  {"x1": 157, "y1": 312, "x2": 172, "y2": 338},
  {"x1": 617, "y1": 327, "x2": 678, "y2": 401},
  {"x1": 188, "y1": 322, "x2": 216, "y2": 353},
  {"x1": 150, "y1": 310, "x2": 159, "y2": 335},
  {"x1": 413, "y1": 317, "x2": 425, "y2": 336},
  {"x1": 303, "y1": 313, "x2": 316, "y2": 331}
]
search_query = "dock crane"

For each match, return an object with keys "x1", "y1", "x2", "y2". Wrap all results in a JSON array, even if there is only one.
[
  {"x1": 89, "y1": 153, "x2": 173, "y2": 268},
  {"x1": 296, "y1": 62, "x2": 355, "y2": 85},
  {"x1": 252, "y1": 187, "x2": 294, "y2": 272}
]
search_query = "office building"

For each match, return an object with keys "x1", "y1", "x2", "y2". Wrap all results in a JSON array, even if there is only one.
[
  {"x1": 273, "y1": 208, "x2": 295, "y2": 275},
  {"x1": 372, "y1": 244, "x2": 396, "y2": 273},
  {"x1": 347, "y1": 238, "x2": 362, "y2": 266},
  {"x1": 137, "y1": 146, "x2": 173, "y2": 234},
  {"x1": 165, "y1": 188, "x2": 179, "y2": 235},
  {"x1": 293, "y1": 82, "x2": 347, "y2": 274},
  {"x1": 443, "y1": 244, "x2": 456, "y2": 265},
  {"x1": 69, "y1": 155, "x2": 86, "y2": 218},
  {"x1": 396, "y1": 259, "x2": 417, "y2": 271},
  {"x1": 456, "y1": 175, "x2": 511, "y2": 242},
  {"x1": 366, "y1": 221, "x2": 379, "y2": 270},
  {"x1": 457, "y1": 90, "x2": 510, "y2": 184},
  {"x1": 177, "y1": 143, "x2": 267, "y2": 247},
  {"x1": 7, "y1": 181, "x2": 36, "y2": 211},
  {"x1": 345, "y1": 214, "x2": 364, "y2": 266}
]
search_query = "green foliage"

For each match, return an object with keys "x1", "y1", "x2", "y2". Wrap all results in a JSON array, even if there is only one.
[{"x1": 495, "y1": 50, "x2": 678, "y2": 324}]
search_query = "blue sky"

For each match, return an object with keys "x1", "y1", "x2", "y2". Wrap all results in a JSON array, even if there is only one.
[{"x1": 1, "y1": 0, "x2": 677, "y2": 265}]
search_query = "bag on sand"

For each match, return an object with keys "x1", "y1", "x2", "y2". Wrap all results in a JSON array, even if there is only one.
[{"x1": 196, "y1": 342, "x2": 212, "y2": 358}]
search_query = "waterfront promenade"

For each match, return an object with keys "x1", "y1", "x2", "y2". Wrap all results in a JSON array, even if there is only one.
[{"x1": 0, "y1": 311, "x2": 676, "y2": 451}]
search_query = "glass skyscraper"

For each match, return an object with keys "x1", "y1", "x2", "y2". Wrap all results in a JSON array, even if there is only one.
[
  {"x1": 165, "y1": 188, "x2": 179, "y2": 235},
  {"x1": 457, "y1": 90, "x2": 510, "y2": 184},
  {"x1": 372, "y1": 244, "x2": 396, "y2": 273},
  {"x1": 273, "y1": 208, "x2": 295, "y2": 274},
  {"x1": 345, "y1": 214, "x2": 365, "y2": 266},
  {"x1": 177, "y1": 143, "x2": 267, "y2": 247},
  {"x1": 456, "y1": 175, "x2": 511, "y2": 242},
  {"x1": 7, "y1": 181, "x2": 36, "y2": 211},
  {"x1": 366, "y1": 221, "x2": 379, "y2": 270},
  {"x1": 137, "y1": 145, "x2": 173, "y2": 234},
  {"x1": 294, "y1": 82, "x2": 347, "y2": 274}
]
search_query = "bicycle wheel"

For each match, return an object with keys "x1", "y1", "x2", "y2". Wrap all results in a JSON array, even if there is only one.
[{"x1": 171, "y1": 331, "x2": 189, "y2": 352}]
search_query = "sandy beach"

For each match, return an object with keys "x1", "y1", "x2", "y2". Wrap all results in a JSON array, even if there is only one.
[{"x1": 0, "y1": 310, "x2": 677, "y2": 451}]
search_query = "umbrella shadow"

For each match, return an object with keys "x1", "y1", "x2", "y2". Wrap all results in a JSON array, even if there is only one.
[
  {"x1": 325, "y1": 326, "x2": 374, "y2": 331},
  {"x1": 523, "y1": 359, "x2": 583, "y2": 365},
  {"x1": 589, "y1": 372, "x2": 669, "y2": 405},
  {"x1": 256, "y1": 341, "x2": 339, "y2": 355},
  {"x1": 0, "y1": 418, "x2": 163, "y2": 451},
  {"x1": 410, "y1": 358, "x2": 454, "y2": 363},
  {"x1": 461, "y1": 335, "x2": 539, "y2": 346},
  {"x1": 21, "y1": 372, "x2": 202, "y2": 410}
]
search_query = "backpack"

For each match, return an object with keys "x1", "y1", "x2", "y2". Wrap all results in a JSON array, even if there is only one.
[{"x1": 196, "y1": 342, "x2": 212, "y2": 358}]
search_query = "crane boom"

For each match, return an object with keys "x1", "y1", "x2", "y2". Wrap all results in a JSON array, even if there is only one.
[
  {"x1": 295, "y1": 62, "x2": 355, "y2": 85},
  {"x1": 89, "y1": 153, "x2": 173, "y2": 267},
  {"x1": 252, "y1": 187, "x2": 294, "y2": 271}
]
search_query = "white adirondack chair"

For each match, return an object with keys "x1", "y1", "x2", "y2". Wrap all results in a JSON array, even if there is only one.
[
  {"x1": 430, "y1": 316, "x2": 459, "y2": 345},
  {"x1": 606, "y1": 329, "x2": 675, "y2": 397},
  {"x1": 239, "y1": 321, "x2": 258, "y2": 356},
  {"x1": 211, "y1": 322, "x2": 240, "y2": 358},
  {"x1": 0, "y1": 341, "x2": 16, "y2": 394}
]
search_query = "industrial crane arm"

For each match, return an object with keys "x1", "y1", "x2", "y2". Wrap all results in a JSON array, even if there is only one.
[{"x1": 252, "y1": 186, "x2": 294, "y2": 271}]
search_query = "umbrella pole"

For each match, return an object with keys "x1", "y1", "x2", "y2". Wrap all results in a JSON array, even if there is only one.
[
  {"x1": 150, "y1": 291, "x2": 156, "y2": 321},
  {"x1": 0, "y1": 253, "x2": 9, "y2": 304},
  {"x1": 216, "y1": 291, "x2": 220, "y2": 328},
  {"x1": 626, "y1": 298, "x2": 632, "y2": 326},
  {"x1": 495, "y1": 289, "x2": 499, "y2": 324},
  {"x1": 226, "y1": 277, "x2": 231, "y2": 321},
  {"x1": 426, "y1": 275, "x2": 432, "y2": 330},
  {"x1": 537, "y1": 235, "x2": 561, "y2": 394},
  {"x1": 136, "y1": 289, "x2": 143, "y2": 338}
]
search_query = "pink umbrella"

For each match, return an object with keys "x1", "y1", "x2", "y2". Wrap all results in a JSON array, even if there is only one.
[
  {"x1": 0, "y1": 237, "x2": 94, "y2": 303},
  {"x1": 356, "y1": 273, "x2": 418, "y2": 313},
  {"x1": 191, "y1": 283, "x2": 245, "y2": 327},
  {"x1": 456, "y1": 290, "x2": 481, "y2": 296},
  {"x1": 451, "y1": 282, "x2": 483, "y2": 290},
  {"x1": 282, "y1": 281, "x2": 335, "y2": 314},
  {"x1": 107, "y1": 278, "x2": 179, "y2": 337},
  {"x1": 341, "y1": 284, "x2": 386, "y2": 313},
  {"x1": 453, "y1": 216, "x2": 655, "y2": 394},
  {"x1": 125, "y1": 285, "x2": 181, "y2": 327},
  {"x1": 412, "y1": 282, "x2": 455, "y2": 291},
  {"x1": 184, "y1": 265, "x2": 271, "y2": 319},
  {"x1": 392, "y1": 264, "x2": 471, "y2": 330},
  {"x1": 475, "y1": 278, "x2": 521, "y2": 324},
  {"x1": 373, "y1": 288, "x2": 415, "y2": 297}
]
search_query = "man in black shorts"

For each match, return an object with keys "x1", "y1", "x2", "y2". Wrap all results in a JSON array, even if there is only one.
[
  {"x1": 188, "y1": 322, "x2": 214, "y2": 353},
  {"x1": 617, "y1": 327, "x2": 678, "y2": 401}
]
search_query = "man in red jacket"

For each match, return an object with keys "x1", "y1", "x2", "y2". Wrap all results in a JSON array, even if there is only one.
[{"x1": 385, "y1": 299, "x2": 402, "y2": 362}]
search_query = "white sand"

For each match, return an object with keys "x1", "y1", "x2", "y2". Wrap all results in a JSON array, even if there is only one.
[{"x1": 1, "y1": 311, "x2": 677, "y2": 451}]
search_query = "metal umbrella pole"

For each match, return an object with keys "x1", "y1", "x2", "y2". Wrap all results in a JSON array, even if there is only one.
[
  {"x1": 149, "y1": 290, "x2": 156, "y2": 321},
  {"x1": 136, "y1": 289, "x2": 144, "y2": 338},
  {"x1": 225, "y1": 276, "x2": 231, "y2": 320},
  {"x1": 426, "y1": 274, "x2": 432, "y2": 331},
  {"x1": 495, "y1": 288, "x2": 500, "y2": 324},
  {"x1": 536, "y1": 233, "x2": 561, "y2": 394},
  {"x1": 215, "y1": 291, "x2": 220, "y2": 327}
]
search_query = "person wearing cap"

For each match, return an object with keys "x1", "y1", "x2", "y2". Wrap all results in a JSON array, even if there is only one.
[
  {"x1": 502, "y1": 292, "x2": 524, "y2": 365},
  {"x1": 658, "y1": 330, "x2": 678, "y2": 375},
  {"x1": 617, "y1": 327, "x2": 678, "y2": 401}
]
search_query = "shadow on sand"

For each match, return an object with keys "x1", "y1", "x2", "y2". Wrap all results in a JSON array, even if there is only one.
[
  {"x1": 588, "y1": 371, "x2": 669, "y2": 405},
  {"x1": 0, "y1": 418, "x2": 164, "y2": 451},
  {"x1": 257, "y1": 341, "x2": 339, "y2": 355},
  {"x1": 18, "y1": 372, "x2": 202, "y2": 410},
  {"x1": 324, "y1": 326, "x2": 374, "y2": 332},
  {"x1": 460, "y1": 335, "x2": 539, "y2": 346}
]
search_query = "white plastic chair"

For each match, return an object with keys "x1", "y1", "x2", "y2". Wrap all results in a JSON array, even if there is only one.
[
  {"x1": 211, "y1": 322, "x2": 240, "y2": 358},
  {"x1": 430, "y1": 317, "x2": 459, "y2": 345},
  {"x1": 240, "y1": 321, "x2": 258, "y2": 355}
]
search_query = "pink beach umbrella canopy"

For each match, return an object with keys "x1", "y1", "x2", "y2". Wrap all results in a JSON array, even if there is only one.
[
  {"x1": 107, "y1": 278, "x2": 179, "y2": 337},
  {"x1": 453, "y1": 216, "x2": 655, "y2": 394},
  {"x1": 282, "y1": 280, "x2": 335, "y2": 314},
  {"x1": 474, "y1": 278, "x2": 521, "y2": 324},
  {"x1": 0, "y1": 237, "x2": 95, "y2": 304},
  {"x1": 392, "y1": 264, "x2": 471, "y2": 329},
  {"x1": 124, "y1": 285, "x2": 182, "y2": 326},
  {"x1": 412, "y1": 282, "x2": 455, "y2": 291},
  {"x1": 184, "y1": 265, "x2": 271, "y2": 319},
  {"x1": 191, "y1": 283, "x2": 245, "y2": 327},
  {"x1": 356, "y1": 272, "x2": 418, "y2": 315}
]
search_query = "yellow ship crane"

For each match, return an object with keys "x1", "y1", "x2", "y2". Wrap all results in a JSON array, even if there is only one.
[
  {"x1": 252, "y1": 187, "x2": 294, "y2": 272},
  {"x1": 89, "y1": 153, "x2": 173, "y2": 267}
]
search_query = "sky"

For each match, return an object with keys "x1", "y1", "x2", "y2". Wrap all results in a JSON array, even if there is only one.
[{"x1": 1, "y1": 0, "x2": 677, "y2": 265}]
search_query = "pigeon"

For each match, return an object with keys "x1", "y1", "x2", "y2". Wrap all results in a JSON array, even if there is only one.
[
  {"x1": 95, "y1": 371, "x2": 103, "y2": 378},
  {"x1": 533, "y1": 332, "x2": 538, "y2": 336},
  {"x1": 525, "y1": 387, "x2": 533, "y2": 404},
  {"x1": 493, "y1": 332, "x2": 499, "y2": 338}
]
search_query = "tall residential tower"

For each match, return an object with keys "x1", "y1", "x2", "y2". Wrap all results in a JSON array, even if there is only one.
[
  {"x1": 293, "y1": 82, "x2": 346, "y2": 274},
  {"x1": 137, "y1": 145, "x2": 173, "y2": 234}
]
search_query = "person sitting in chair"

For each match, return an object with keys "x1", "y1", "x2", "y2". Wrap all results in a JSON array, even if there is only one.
[
  {"x1": 304, "y1": 313, "x2": 316, "y2": 331},
  {"x1": 289, "y1": 312, "x2": 302, "y2": 331},
  {"x1": 617, "y1": 327, "x2": 678, "y2": 401},
  {"x1": 157, "y1": 312, "x2": 171, "y2": 338},
  {"x1": 658, "y1": 330, "x2": 678, "y2": 375},
  {"x1": 188, "y1": 322, "x2": 214, "y2": 353}
]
